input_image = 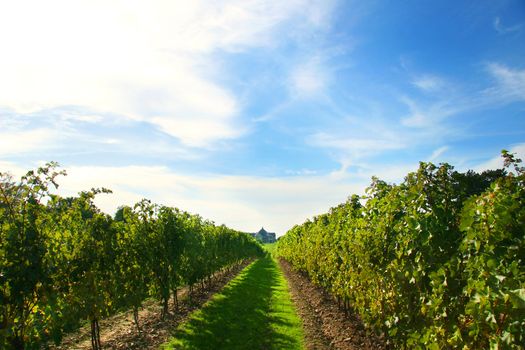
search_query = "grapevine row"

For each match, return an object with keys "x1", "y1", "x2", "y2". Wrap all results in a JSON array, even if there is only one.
[
  {"x1": 276, "y1": 152, "x2": 524, "y2": 349},
  {"x1": 0, "y1": 163, "x2": 264, "y2": 350}
]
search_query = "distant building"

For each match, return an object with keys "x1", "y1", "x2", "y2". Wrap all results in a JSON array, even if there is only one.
[{"x1": 250, "y1": 227, "x2": 276, "y2": 243}]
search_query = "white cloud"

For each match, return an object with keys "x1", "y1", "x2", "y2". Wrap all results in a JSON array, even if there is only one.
[
  {"x1": 401, "y1": 97, "x2": 432, "y2": 127},
  {"x1": 289, "y1": 56, "x2": 330, "y2": 97},
  {"x1": 375, "y1": 163, "x2": 419, "y2": 183},
  {"x1": 285, "y1": 168, "x2": 317, "y2": 176},
  {"x1": 493, "y1": 17, "x2": 523, "y2": 34},
  {"x1": 400, "y1": 96, "x2": 461, "y2": 128},
  {"x1": 398, "y1": 62, "x2": 525, "y2": 135},
  {"x1": 0, "y1": 0, "x2": 337, "y2": 148},
  {"x1": 0, "y1": 129, "x2": 58, "y2": 157},
  {"x1": 312, "y1": 132, "x2": 404, "y2": 153},
  {"x1": 473, "y1": 143, "x2": 525, "y2": 173},
  {"x1": 428, "y1": 146, "x2": 449, "y2": 162},
  {"x1": 412, "y1": 75, "x2": 445, "y2": 92},
  {"x1": 309, "y1": 128, "x2": 409, "y2": 181},
  {"x1": 486, "y1": 63, "x2": 525, "y2": 102},
  {"x1": 399, "y1": 63, "x2": 525, "y2": 136},
  {"x1": 48, "y1": 163, "x2": 364, "y2": 236},
  {"x1": 0, "y1": 161, "x2": 26, "y2": 178},
  {"x1": 61, "y1": 114, "x2": 105, "y2": 123},
  {"x1": 0, "y1": 158, "x2": 451, "y2": 237}
]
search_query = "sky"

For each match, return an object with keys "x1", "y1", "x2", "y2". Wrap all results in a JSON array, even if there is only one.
[{"x1": 1, "y1": 0, "x2": 524, "y2": 235}]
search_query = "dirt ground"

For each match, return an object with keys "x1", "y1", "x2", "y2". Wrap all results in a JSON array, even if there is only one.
[
  {"x1": 50, "y1": 258, "x2": 389, "y2": 350},
  {"x1": 50, "y1": 261, "x2": 252, "y2": 350},
  {"x1": 279, "y1": 259, "x2": 389, "y2": 350}
]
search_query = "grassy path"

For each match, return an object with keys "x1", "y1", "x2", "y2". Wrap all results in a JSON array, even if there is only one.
[{"x1": 161, "y1": 255, "x2": 304, "y2": 349}]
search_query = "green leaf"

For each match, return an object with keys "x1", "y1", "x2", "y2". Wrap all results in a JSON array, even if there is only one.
[{"x1": 508, "y1": 289, "x2": 525, "y2": 309}]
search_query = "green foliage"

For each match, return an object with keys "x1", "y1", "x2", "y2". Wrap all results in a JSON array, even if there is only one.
[
  {"x1": 277, "y1": 152, "x2": 522, "y2": 349},
  {"x1": 0, "y1": 163, "x2": 263, "y2": 349},
  {"x1": 0, "y1": 162, "x2": 66, "y2": 349},
  {"x1": 458, "y1": 155, "x2": 525, "y2": 348}
]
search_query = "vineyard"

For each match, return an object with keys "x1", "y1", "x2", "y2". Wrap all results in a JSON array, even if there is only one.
[
  {"x1": 1, "y1": 152, "x2": 524, "y2": 349},
  {"x1": 0, "y1": 163, "x2": 263, "y2": 349},
  {"x1": 276, "y1": 151, "x2": 525, "y2": 349}
]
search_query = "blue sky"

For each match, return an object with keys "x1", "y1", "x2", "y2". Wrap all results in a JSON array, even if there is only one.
[{"x1": 1, "y1": 0, "x2": 524, "y2": 235}]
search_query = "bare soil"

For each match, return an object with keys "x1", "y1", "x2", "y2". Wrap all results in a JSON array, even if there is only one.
[
  {"x1": 279, "y1": 259, "x2": 389, "y2": 350},
  {"x1": 50, "y1": 261, "x2": 252, "y2": 350}
]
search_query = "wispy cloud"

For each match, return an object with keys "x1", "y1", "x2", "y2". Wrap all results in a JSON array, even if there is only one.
[
  {"x1": 308, "y1": 123, "x2": 409, "y2": 180},
  {"x1": 0, "y1": 108, "x2": 202, "y2": 162},
  {"x1": 400, "y1": 96, "x2": 461, "y2": 128},
  {"x1": 428, "y1": 146, "x2": 449, "y2": 162},
  {"x1": 411, "y1": 74, "x2": 446, "y2": 92},
  {"x1": 255, "y1": 53, "x2": 338, "y2": 123},
  {"x1": 473, "y1": 143, "x2": 525, "y2": 172},
  {"x1": 401, "y1": 62, "x2": 525, "y2": 131},
  {"x1": 493, "y1": 17, "x2": 523, "y2": 34},
  {"x1": 311, "y1": 132, "x2": 404, "y2": 153},
  {"x1": 0, "y1": 0, "x2": 338, "y2": 149},
  {"x1": 305, "y1": 59, "x2": 525, "y2": 182},
  {"x1": 285, "y1": 168, "x2": 318, "y2": 176},
  {"x1": 288, "y1": 56, "x2": 331, "y2": 98},
  {"x1": 485, "y1": 63, "x2": 525, "y2": 102}
]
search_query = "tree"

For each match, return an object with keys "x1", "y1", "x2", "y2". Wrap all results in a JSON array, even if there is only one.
[
  {"x1": 48, "y1": 189, "x2": 115, "y2": 350},
  {"x1": 0, "y1": 163, "x2": 65, "y2": 349}
]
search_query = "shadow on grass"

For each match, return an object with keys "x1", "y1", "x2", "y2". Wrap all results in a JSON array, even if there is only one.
[{"x1": 163, "y1": 255, "x2": 303, "y2": 349}]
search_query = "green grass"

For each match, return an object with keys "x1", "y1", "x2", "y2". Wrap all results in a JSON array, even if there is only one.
[
  {"x1": 161, "y1": 255, "x2": 304, "y2": 349},
  {"x1": 263, "y1": 242, "x2": 277, "y2": 256}
]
